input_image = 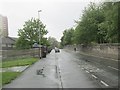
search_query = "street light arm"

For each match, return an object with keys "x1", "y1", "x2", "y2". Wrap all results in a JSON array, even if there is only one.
[
  {"x1": 38, "y1": 10, "x2": 42, "y2": 12},
  {"x1": 38, "y1": 10, "x2": 42, "y2": 20}
]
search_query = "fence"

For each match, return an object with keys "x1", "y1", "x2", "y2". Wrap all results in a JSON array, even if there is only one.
[{"x1": 2, "y1": 48, "x2": 40, "y2": 60}]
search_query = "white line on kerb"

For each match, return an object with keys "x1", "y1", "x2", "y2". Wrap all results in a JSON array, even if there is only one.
[
  {"x1": 91, "y1": 74, "x2": 97, "y2": 79},
  {"x1": 100, "y1": 80, "x2": 109, "y2": 87},
  {"x1": 108, "y1": 66, "x2": 119, "y2": 71}
]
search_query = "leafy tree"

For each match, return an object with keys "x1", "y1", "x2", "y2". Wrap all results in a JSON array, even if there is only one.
[
  {"x1": 100, "y1": 2, "x2": 118, "y2": 43},
  {"x1": 16, "y1": 18, "x2": 48, "y2": 49},
  {"x1": 48, "y1": 37, "x2": 59, "y2": 48},
  {"x1": 41, "y1": 37, "x2": 50, "y2": 46},
  {"x1": 74, "y1": 2, "x2": 105, "y2": 44},
  {"x1": 61, "y1": 2, "x2": 119, "y2": 46},
  {"x1": 73, "y1": 2, "x2": 118, "y2": 44},
  {"x1": 60, "y1": 28, "x2": 74, "y2": 46}
]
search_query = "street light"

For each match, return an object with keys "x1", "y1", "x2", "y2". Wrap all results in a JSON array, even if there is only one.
[
  {"x1": 38, "y1": 10, "x2": 42, "y2": 58},
  {"x1": 38, "y1": 10, "x2": 42, "y2": 45}
]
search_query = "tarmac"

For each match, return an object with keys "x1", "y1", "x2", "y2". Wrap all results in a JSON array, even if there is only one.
[{"x1": 3, "y1": 50, "x2": 100, "y2": 88}]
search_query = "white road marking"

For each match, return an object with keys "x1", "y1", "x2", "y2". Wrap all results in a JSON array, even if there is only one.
[
  {"x1": 91, "y1": 74, "x2": 97, "y2": 79},
  {"x1": 89, "y1": 70, "x2": 93, "y2": 72},
  {"x1": 97, "y1": 68, "x2": 100, "y2": 70},
  {"x1": 82, "y1": 68, "x2": 84, "y2": 70},
  {"x1": 85, "y1": 71, "x2": 90, "y2": 73},
  {"x1": 108, "y1": 66, "x2": 119, "y2": 71},
  {"x1": 100, "y1": 80, "x2": 109, "y2": 87}
]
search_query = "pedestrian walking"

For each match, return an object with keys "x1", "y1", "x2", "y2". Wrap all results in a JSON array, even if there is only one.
[{"x1": 74, "y1": 47, "x2": 76, "y2": 51}]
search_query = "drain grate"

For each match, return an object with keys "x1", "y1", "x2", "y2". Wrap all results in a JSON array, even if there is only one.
[
  {"x1": 36, "y1": 69, "x2": 43, "y2": 75},
  {"x1": 36, "y1": 67, "x2": 46, "y2": 77}
]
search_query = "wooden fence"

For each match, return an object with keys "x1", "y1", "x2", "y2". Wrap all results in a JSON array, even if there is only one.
[{"x1": 2, "y1": 48, "x2": 40, "y2": 60}]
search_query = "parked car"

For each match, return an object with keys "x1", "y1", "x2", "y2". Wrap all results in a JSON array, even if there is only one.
[
  {"x1": 47, "y1": 46, "x2": 52, "y2": 53},
  {"x1": 41, "y1": 45, "x2": 47, "y2": 58},
  {"x1": 55, "y1": 47, "x2": 60, "y2": 53}
]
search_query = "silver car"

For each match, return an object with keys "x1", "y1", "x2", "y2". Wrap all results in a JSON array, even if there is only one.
[{"x1": 55, "y1": 47, "x2": 60, "y2": 53}]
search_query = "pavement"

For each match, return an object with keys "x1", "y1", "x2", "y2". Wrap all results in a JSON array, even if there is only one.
[{"x1": 3, "y1": 49, "x2": 101, "y2": 88}]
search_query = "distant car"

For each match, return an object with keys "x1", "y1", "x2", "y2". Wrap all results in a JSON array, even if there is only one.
[{"x1": 55, "y1": 47, "x2": 60, "y2": 53}]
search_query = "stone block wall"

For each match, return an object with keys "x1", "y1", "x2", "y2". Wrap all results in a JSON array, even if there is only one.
[{"x1": 65, "y1": 44, "x2": 119, "y2": 60}]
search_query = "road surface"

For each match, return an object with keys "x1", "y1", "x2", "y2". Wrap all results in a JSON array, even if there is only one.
[{"x1": 3, "y1": 49, "x2": 118, "y2": 88}]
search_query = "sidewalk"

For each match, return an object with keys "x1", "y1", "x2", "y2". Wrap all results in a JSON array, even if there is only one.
[{"x1": 3, "y1": 50, "x2": 61, "y2": 88}]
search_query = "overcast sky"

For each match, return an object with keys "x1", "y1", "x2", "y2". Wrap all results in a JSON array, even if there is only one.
[{"x1": 0, "y1": 0, "x2": 102, "y2": 41}]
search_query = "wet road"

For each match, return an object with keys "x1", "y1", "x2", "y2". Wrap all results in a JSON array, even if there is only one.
[
  {"x1": 3, "y1": 49, "x2": 118, "y2": 88},
  {"x1": 65, "y1": 50, "x2": 119, "y2": 88},
  {"x1": 55, "y1": 50, "x2": 100, "y2": 88}
]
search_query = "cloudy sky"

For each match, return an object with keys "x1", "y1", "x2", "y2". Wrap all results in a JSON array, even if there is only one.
[{"x1": 0, "y1": 0, "x2": 102, "y2": 41}]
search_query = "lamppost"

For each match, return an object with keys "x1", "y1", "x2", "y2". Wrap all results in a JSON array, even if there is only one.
[
  {"x1": 38, "y1": 10, "x2": 42, "y2": 45},
  {"x1": 38, "y1": 10, "x2": 42, "y2": 58}
]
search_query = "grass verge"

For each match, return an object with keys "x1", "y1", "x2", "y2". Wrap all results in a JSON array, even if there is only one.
[
  {"x1": 0, "y1": 72, "x2": 21, "y2": 85},
  {"x1": 0, "y1": 57, "x2": 39, "y2": 86},
  {"x1": 1, "y1": 58, "x2": 38, "y2": 68}
]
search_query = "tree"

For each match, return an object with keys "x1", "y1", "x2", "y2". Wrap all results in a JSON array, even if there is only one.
[
  {"x1": 74, "y1": 2, "x2": 105, "y2": 44},
  {"x1": 61, "y1": 2, "x2": 119, "y2": 46},
  {"x1": 16, "y1": 18, "x2": 48, "y2": 49},
  {"x1": 73, "y1": 2, "x2": 118, "y2": 44},
  {"x1": 60, "y1": 28, "x2": 74, "y2": 46},
  {"x1": 41, "y1": 37, "x2": 50, "y2": 46},
  {"x1": 48, "y1": 37, "x2": 59, "y2": 48},
  {"x1": 100, "y1": 2, "x2": 118, "y2": 43}
]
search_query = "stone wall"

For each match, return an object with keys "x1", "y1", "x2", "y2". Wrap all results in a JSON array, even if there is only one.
[{"x1": 65, "y1": 44, "x2": 119, "y2": 60}]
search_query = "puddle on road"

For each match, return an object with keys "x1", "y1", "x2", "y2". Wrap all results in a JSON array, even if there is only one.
[{"x1": 1, "y1": 66, "x2": 29, "y2": 72}]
